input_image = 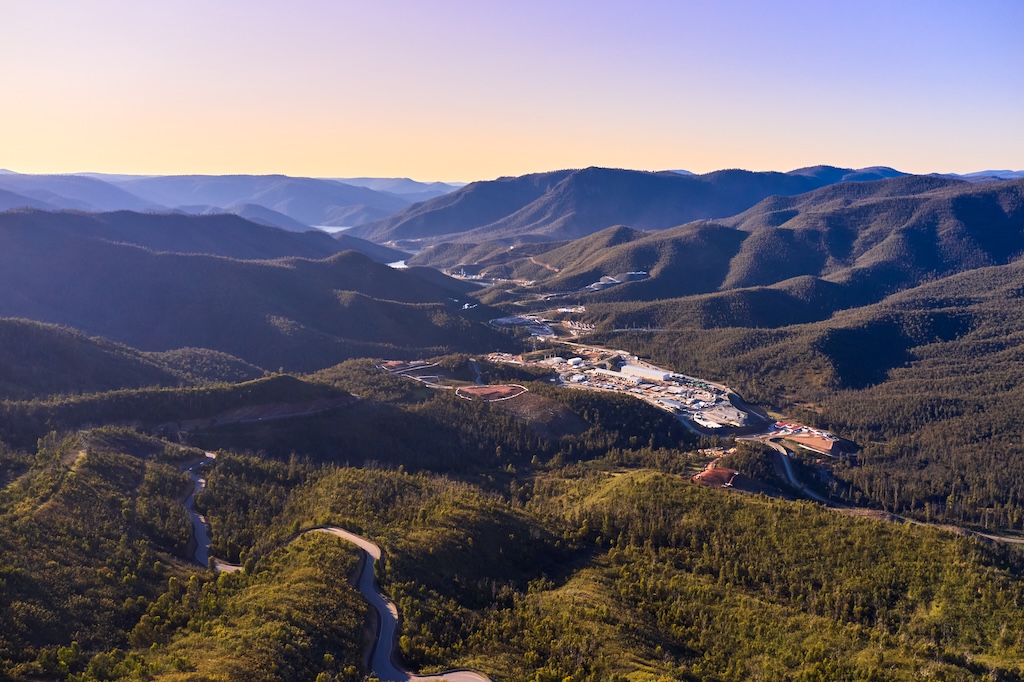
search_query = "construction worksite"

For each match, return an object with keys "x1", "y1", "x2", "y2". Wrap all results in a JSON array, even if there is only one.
[{"x1": 488, "y1": 344, "x2": 761, "y2": 434}]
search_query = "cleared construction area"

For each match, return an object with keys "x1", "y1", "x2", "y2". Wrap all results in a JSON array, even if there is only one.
[{"x1": 456, "y1": 384, "x2": 528, "y2": 402}]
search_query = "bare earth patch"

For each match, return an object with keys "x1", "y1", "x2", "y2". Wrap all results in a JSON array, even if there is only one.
[
  {"x1": 695, "y1": 463, "x2": 776, "y2": 495},
  {"x1": 694, "y1": 466, "x2": 739, "y2": 487},
  {"x1": 456, "y1": 384, "x2": 528, "y2": 402}
]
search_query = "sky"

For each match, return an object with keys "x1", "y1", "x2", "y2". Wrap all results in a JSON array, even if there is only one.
[{"x1": 1, "y1": 0, "x2": 1022, "y2": 181}]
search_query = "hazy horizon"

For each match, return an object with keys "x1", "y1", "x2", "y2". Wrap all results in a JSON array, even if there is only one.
[
  {"x1": 0, "y1": 164, "x2": 1021, "y2": 187},
  {"x1": 2, "y1": 1, "x2": 1021, "y2": 179}
]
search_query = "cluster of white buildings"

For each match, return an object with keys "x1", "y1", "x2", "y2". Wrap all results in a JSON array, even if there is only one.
[{"x1": 536, "y1": 352, "x2": 750, "y2": 429}]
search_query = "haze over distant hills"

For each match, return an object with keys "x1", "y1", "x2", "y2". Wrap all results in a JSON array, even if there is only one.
[
  {"x1": 0, "y1": 172, "x2": 463, "y2": 232},
  {"x1": 333, "y1": 177, "x2": 464, "y2": 203},
  {"x1": 349, "y1": 165, "x2": 936, "y2": 245},
  {"x1": 0, "y1": 187, "x2": 52, "y2": 212},
  {"x1": 1, "y1": 167, "x2": 1018, "y2": 239},
  {"x1": 2, "y1": 164, "x2": 1020, "y2": 376},
  {"x1": 108, "y1": 174, "x2": 411, "y2": 227},
  {"x1": 0, "y1": 209, "x2": 407, "y2": 263},
  {"x1": 946, "y1": 170, "x2": 1024, "y2": 181},
  {"x1": 0, "y1": 173, "x2": 159, "y2": 212}
]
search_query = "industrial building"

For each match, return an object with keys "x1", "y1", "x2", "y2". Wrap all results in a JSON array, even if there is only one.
[
  {"x1": 621, "y1": 364, "x2": 670, "y2": 382},
  {"x1": 590, "y1": 368, "x2": 641, "y2": 384}
]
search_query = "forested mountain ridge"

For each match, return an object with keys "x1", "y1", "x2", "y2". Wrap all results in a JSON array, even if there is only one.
[
  {"x1": 0, "y1": 217, "x2": 503, "y2": 371},
  {"x1": 2, "y1": 351, "x2": 1024, "y2": 680},
  {"x1": 0, "y1": 209, "x2": 408, "y2": 263},
  {"x1": 350, "y1": 165, "x2": 915, "y2": 244},
  {"x1": 597, "y1": 175, "x2": 1021, "y2": 303},
  {"x1": 0, "y1": 319, "x2": 263, "y2": 401},
  {"x1": 348, "y1": 169, "x2": 577, "y2": 243},
  {"x1": 578, "y1": 254, "x2": 1024, "y2": 530},
  {"x1": 448, "y1": 177, "x2": 1023, "y2": 315}
]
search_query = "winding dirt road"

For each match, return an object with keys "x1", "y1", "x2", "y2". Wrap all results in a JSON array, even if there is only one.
[
  {"x1": 528, "y1": 256, "x2": 560, "y2": 273},
  {"x1": 183, "y1": 456, "x2": 490, "y2": 682}
]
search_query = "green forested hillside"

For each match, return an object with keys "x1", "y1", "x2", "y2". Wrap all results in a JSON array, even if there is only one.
[
  {"x1": 0, "y1": 429, "x2": 368, "y2": 682},
  {"x1": 125, "y1": 533, "x2": 367, "y2": 682},
  {"x1": 587, "y1": 257, "x2": 1024, "y2": 530},
  {"x1": 0, "y1": 430, "x2": 197, "y2": 678},
  {"x1": 195, "y1": 452, "x2": 1024, "y2": 682},
  {"x1": 2, "y1": 358, "x2": 1024, "y2": 680},
  {"x1": 0, "y1": 320, "x2": 180, "y2": 400},
  {"x1": 190, "y1": 361, "x2": 690, "y2": 479},
  {"x1": 0, "y1": 319, "x2": 264, "y2": 401},
  {"x1": 0, "y1": 374, "x2": 347, "y2": 449}
]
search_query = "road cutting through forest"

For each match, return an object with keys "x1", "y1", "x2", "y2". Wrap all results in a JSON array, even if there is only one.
[
  {"x1": 746, "y1": 440, "x2": 1024, "y2": 546},
  {"x1": 183, "y1": 454, "x2": 491, "y2": 682}
]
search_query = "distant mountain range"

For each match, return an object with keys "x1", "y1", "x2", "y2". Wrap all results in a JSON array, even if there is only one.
[
  {"x1": 333, "y1": 177, "x2": 464, "y2": 203},
  {"x1": 433, "y1": 175, "x2": 1024, "y2": 330},
  {"x1": 0, "y1": 173, "x2": 462, "y2": 231},
  {"x1": 0, "y1": 173, "x2": 159, "y2": 212},
  {"x1": 1, "y1": 168, "x2": 1018, "y2": 241},
  {"x1": 941, "y1": 170, "x2": 1024, "y2": 181},
  {"x1": 349, "y1": 165, "x2": 928, "y2": 245},
  {"x1": 0, "y1": 209, "x2": 407, "y2": 263},
  {"x1": 3, "y1": 164, "x2": 1021, "y2": 378}
]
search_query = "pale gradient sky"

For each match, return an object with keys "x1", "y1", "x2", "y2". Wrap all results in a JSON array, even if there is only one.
[{"x1": 1, "y1": 0, "x2": 1021, "y2": 181}]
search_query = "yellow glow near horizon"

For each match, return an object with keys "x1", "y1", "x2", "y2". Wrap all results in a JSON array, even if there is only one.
[{"x1": 2, "y1": 2, "x2": 1021, "y2": 181}]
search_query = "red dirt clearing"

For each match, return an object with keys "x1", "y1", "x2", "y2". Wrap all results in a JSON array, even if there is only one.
[
  {"x1": 785, "y1": 434, "x2": 838, "y2": 455},
  {"x1": 694, "y1": 467, "x2": 739, "y2": 487},
  {"x1": 456, "y1": 384, "x2": 527, "y2": 402}
]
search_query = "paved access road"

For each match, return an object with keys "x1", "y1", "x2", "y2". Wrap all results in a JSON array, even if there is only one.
[
  {"x1": 761, "y1": 438, "x2": 831, "y2": 504},
  {"x1": 315, "y1": 527, "x2": 491, "y2": 682},
  {"x1": 183, "y1": 456, "x2": 490, "y2": 681},
  {"x1": 183, "y1": 455, "x2": 242, "y2": 572}
]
